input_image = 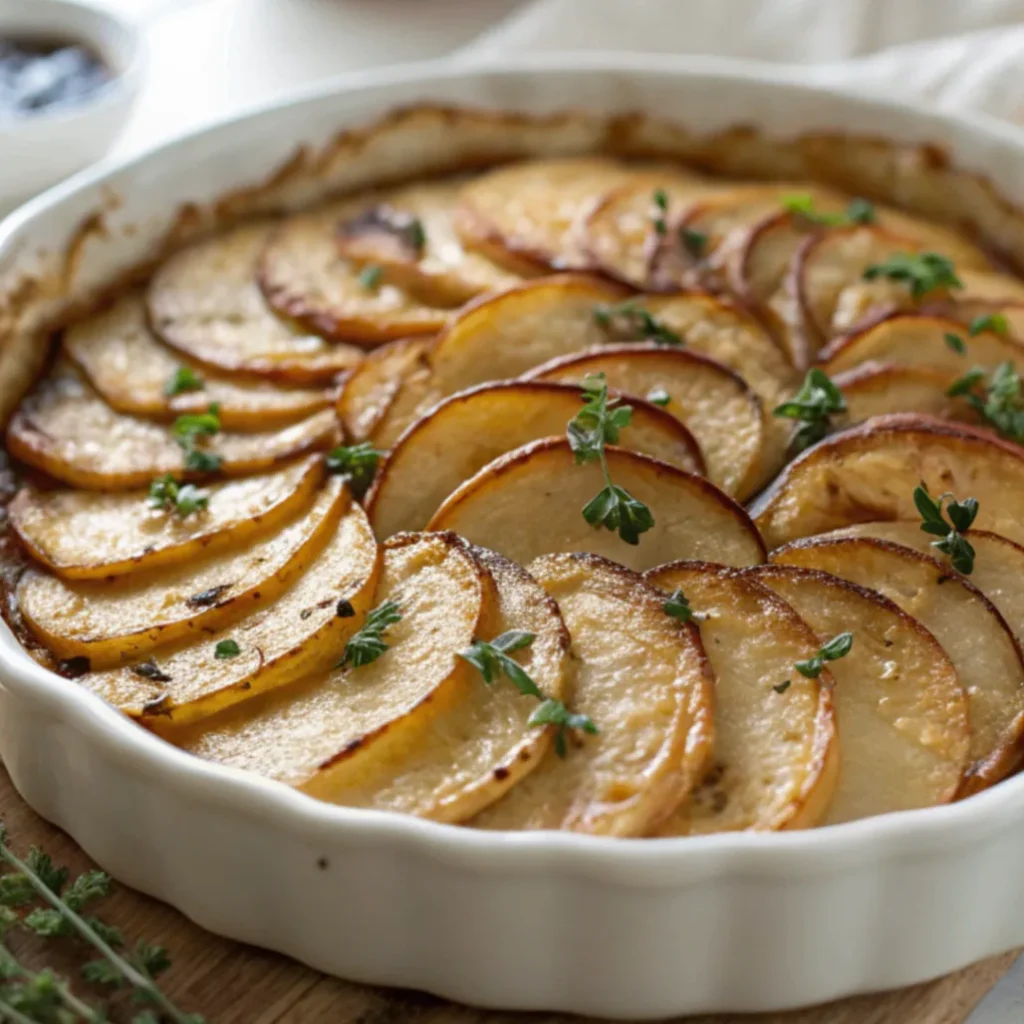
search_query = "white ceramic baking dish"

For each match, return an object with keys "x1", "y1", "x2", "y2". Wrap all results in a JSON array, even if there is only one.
[{"x1": 4, "y1": 55, "x2": 1024, "y2": 1019}]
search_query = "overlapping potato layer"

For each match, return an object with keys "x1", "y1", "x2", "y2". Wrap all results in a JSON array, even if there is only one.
[{"x1": 7, "y1": 151, "x2": 1024, "y2": 835}]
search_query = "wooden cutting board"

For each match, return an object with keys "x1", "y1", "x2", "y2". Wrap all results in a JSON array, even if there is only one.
[{"x1": 0, "y1": 762, "x2": 1015, "y2": 1024}]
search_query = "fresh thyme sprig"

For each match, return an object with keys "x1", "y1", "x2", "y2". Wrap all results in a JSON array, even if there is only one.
[
  {"x1": 568, "y1": 374, "x2": 654, "y2": 545},
  {"x1": 662, "y1": 589, "x2": 693, "y2": 623},
  {"x1": 651, "y1": 188, "x2": 669, "y2": 237},
  {"x1": 358, "y1": 265, "x2": 383, "y2": 292},
  {"x1": 914, "y1": 482, "x2": 979, "y2": 574},
  {"x1": 460, "y1": 630, "x2": 598, "y2": 758},
  {"x1": 782, "y1": 193, "x2": 876, "y2": 227},
  {"x1": 164, "y1": 367, "x2": 204, "y2": 398},
  {"x1": 794, "y1": 632, "x2": 854, "y2": 678},
  {"x1": 772, "y1": 368, "x2": 847, "y2": 454},
  {"x1": 340, "y1": 600, "x2": 402, "y2": 668},
  {"x1": 862, "y1": 252, "x2": 962, "y2": 299},
  {"x1": 0, "y1": 824, "x2": 203, "y2": 1023},
  {"x1": 947, "y1": 362, "x2": 1024, "y2": 444},
  {"x1": 171, "y1": 405, "x2": 222, "y2": 474},
  {"x1": 326, "y1": 442, "x2": 383, "y2": 500},
  {"x1": 593, "y1": 301, "x2": 683, "y2": 347},
  {"x1": 678, "y1": 227, "x2": 707, "y2": 259},
  {"x1": 147, "y1": 476, "x2": 209, "y2": 519},
  {"x1": 943, "y1": 313, "x2": 1009, "y2": 356}
]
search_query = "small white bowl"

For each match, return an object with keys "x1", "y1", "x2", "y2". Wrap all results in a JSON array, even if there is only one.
[{"x1": 0, "y1": 0, "x2": 142, "y2": 210}]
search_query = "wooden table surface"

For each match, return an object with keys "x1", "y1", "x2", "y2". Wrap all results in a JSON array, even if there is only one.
[{"x1": 0, "y1": 762, "x2": 1016, "y2": 1024}]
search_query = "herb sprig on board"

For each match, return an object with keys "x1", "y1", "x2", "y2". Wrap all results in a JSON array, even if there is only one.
[
  {"x1": 460, "y1": 630, "x2": 598, "y2": 757},
  {"x1": 567, "y1": 374, "x2": 654, "y2": 545},
  {"x1": 914, "y1": 483, "x2": 979, "y2": 574},
  {"x1": 947, "y1": 362, "x2": 1024, "y2": 444},
  {"x1": 773, "y1": 369, "x2": 847, "y2": 454},
  {"x1": 862, "y1": 252, "x2": 962, "y2": 299},
  {"x1": 326, "y1": 442, "x2": 383, "y2": 500},
  {"x1": 147, "y1": 476, "x2": 209, "y2": 519},
  {"x1": 782, "y1": 194, "x2": 876, "y2": 227},
  {"x1": 171, "y1": 405, "x2": 222, "y2": 474},
  {"x1": 795, "y1": 632, "x2": 854, "y2": 679},
  {"x1": 340, "y1": 600, "x2": 402, "y2": 668},
  {"x1": 164, "y1": 367, "x2": 204, "y2": 398},
  {"x1": 0, "y1": 823, "x2": 203, "y2": 1023},
  {"x1": 593, "y1": 302, "x2": 683, "y2": 347}
]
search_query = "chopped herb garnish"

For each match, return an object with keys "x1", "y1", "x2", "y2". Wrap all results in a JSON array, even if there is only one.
[
  {"x1": 772, "y1": 368, "x2": 846, "y2": 453},
  {"x1": 528, "y1": 699, "x2": 599, "y2": 758},
  {"x1": 947, "y1": 362, "x2": 1024, "y2": 443},
  {"x1": 340, "y1": 600, "x2": 401, "y2": 668},
  {"x1": 568, "y1": 373, "x2": 654, "y2": 545},
  {"x1": 326, "y1": 442, "x2": 382, "y2": 500},
  {"x1": 593, "y1": 301, "x2": 683, "y2": 347},
  {"x1": 651, "y1": 188, "x2": 669, "y2": 236},
  {"x1": 214, "y1": 639, "x2": 240, "y2": 660},
  {"x1": 171, "y1": 404, "x2": 222, "y2": 474},
  {"x1": 663, "y1": 588, "x2": 692, "y2": 623},
  {"x1": 164, "y1": 365, "x2": 205, "y2": 397},
  {"x1": 914, "y1": 482, "x2": 979, "y2": 574},
  {"x1": 862, "y1": 252, "x2": 962, "y2": 299},
  {"x1": 406, "y1": 217, "x2": 426, "y2": 254},
  {"x1": 358, "y1": 264, "x2": 383, "y2": 291},
  {"x1": 773, "y1": 680, "x2": 792, "y2": 694},
  {"x1": 646, "y1": 386, "x2": 671, "y2": 407},
  {"x1": 147, "y1": 474, "x2": 209, "y2": 518},
  {"x1": 679, "y1": 227, "x2": 707, "y2": 258},
  {"x1": 970, "y1": 313, "x2": 1009, "y2": 336},
  {"x1": 944, "y1": 332, "x2": 967, "y2": 355},
  {"x1": 795, "y1": 632, "x2": 854, "y2": 679},
  {"x1": 782, "y1": 193, "x2": 876, "y2": 227}
]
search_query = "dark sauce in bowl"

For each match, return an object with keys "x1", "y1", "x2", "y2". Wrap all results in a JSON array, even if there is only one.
[{"x1": 0, "y1": 37, "x2": 112, "y2": 119}]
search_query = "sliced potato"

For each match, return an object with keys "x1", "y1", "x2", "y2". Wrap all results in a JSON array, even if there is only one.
[
  {"x1": 771, "y1": 534, "x2": 1024, "y2": 794},
  {"x1": 335, "y1": 337, "x2": 433, "y2": 445},
  {"x1": 426, "y1": 437, "x2": 765, "y2": 572},
  {"x1": 335, "y1": 179, "x2": 519, "y2": 306},
  {"x1": 751, "y1": 414, "x2": 1024, "y2": 550},
  {"x1": 522, "y1": 345, "x2": 766, "y2": 499},
  {"x1": 644, "y1": 562, "x2": 838, "y2": 833},
  {"x1": 86, "y1": 497, "x2": 379, "y2": 726},
  {"x1": 6, "y1": 362, "x2": 337, "y2": 490},
  {"x1": 454, "y1": 158, "x2": 654, "y2": 274},
  {"x1": 171, "y1": 531, "x2": 496, "y2": 797},
  {"x1": 322, "y1": 546, "x2": 571, "y2": 822},
  {"x1": 831, "y1": 521, "x2": 1024, "y2": 651},
  {"x1": 834, "y1": 363, "x2": 970, "y2": 424},
  {"x1": 818, "y1": 312, "x2": 1024, "y2": 376},
  {"x1": 474, "y1": 552, "x2": 714, "y2": 836},
  {"x1": 9, "y1": 455, "x2": 323, "y2": 580},
  {"x1": 367, "y1": 381, "x2": 704, "y2": 539},
  {"x1": 751, "y1": 564, "x2": 968, "y2": 824},
  {"x1": 63, "y1": 291, "x2": 328, "y2": 430},
  {"x1": 581, "y1": 175, "x2": 711, "y2": 288},
  {"x1": 258, "y1": 200, "x2": 452, "y2": 344},
  {"x1": 147, "y1": 223, "x2": 363, "y2": 385},
  {"x1": 18, "y1": 476, "x2": 348, "y2": 669},
  {"x1": 832, "y1": 268, "x2": 1024, "y2": 337}
]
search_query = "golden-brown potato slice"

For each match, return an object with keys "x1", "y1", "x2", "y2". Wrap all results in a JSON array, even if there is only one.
[
  {"x1": 321, "y1": 547, "x2": 571, "y2": 822},
  {"x1": 147, "y1": 223, "x2": 363, "y2": 385},
  {"x1": 258, "y1": 201, "x2": 451, "y2": 345},
  {"x1": 834, "y1": 364, "x2": 969, "y2": 424},
  {"x1": 427, "y1": 438, "x2": 765, "y2": 572},
  {"x1": 9, "y1": 455, "x2": 323, "y2": 580},
  {"x1": 522, "y1": 345, "x2": 766, "y2": 499},
  {"x1": 581, "y1": 175, "x2": 711, "y2": 288},
  {"x1": 170, "y1": 531, "x2": 496, "y2": 797},
  {"x1": 751, "y1": 414, "x2": 1024, "y2": 550},
  {"x1": 63, "y1": 291, "x2": 328, "y2": 429},
  {"x1": 366, "y1": 381, "x2": 704, "y2": 539},
  {"x1": 336, "y1": 179, "x2": 519, "y2": 306},
  {"x1": 6, "y1": 362, "x2": 337, "y2": 490},
  {"x1": 771, "y1": 534, "x2": 1024, "y2": 794},
  {"x1": 474, "y1": 552, "x2": 714, "y2": 836},
  {"x1": 644, "y1": 562, "x2": 838, "y2": 833},
  {"x1": 454, "y1": 157, "x2": 654, "y2": 274},
  {"x1": 818, "y1": 313, "x2": 1024, "y2": 376},
  {"x1": 751, "y1": 563, "x2": 968, "y2": 824},
  {"x1": 18, "y1": 476, "x2": 348, "y2": 669},
  {"x1": 831, "y1": 521, "x2": 1024, "y2": 650},
  {"x1": 84, "y1": 497, "x2": 379, "y2": 726},
  {"x1": 335, "y1": 337, "x2": 433, "y2": 445}
]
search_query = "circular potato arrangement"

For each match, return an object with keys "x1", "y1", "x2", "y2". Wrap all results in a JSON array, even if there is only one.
[{"x1": 6, "y1": 153, "x2": 1024, "y2": 837}]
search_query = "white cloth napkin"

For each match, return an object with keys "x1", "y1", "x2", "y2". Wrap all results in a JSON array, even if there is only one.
[{"x1": 463, "y1": 0, "x2": 1024, "y2": 121}]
